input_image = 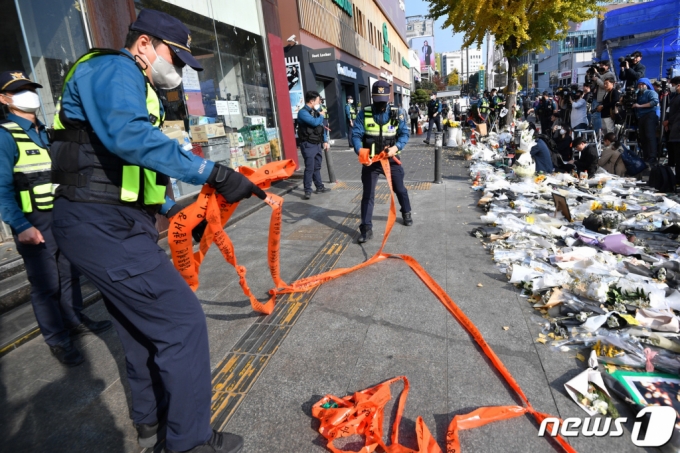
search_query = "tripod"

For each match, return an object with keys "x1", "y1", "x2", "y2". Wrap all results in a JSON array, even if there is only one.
[
  {"x1": 618, "y1": 109, "x2": 638, "y2": 155},
  {"x1": 658, "y1": 87, "x2": 671, "y2": 161}
]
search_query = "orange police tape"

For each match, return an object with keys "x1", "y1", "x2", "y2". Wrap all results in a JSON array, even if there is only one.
[{"x1": 168, "y1": 153, "x2": 575, "y2": 453}]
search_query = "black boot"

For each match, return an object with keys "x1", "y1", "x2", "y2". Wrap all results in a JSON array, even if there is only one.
[
  {"x1": 315, "y1": 186, "x2": 331, "y2": 194},
  {"x1": 49, "y1": 339, "x2": 85, "y2": 367},
  {"x1": 358, "y1": 225, "x2": 373, "y2": 244},
  {"x1": 402, "y1": 212, "x2": 413, "y2": 226},
  {"x1": 70, "y1": 314, "x2": 113, "y2": 337},
  {"x1": 166, "y1": 430, "x2": 243, "y2": 453},
  {"x1": 303, "y1": 192, "x2": 311, "y2": 200}
]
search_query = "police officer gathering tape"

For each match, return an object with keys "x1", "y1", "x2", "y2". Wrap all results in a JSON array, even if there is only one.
[{"x1": 168, "y1": 156, "x2": 575, "y2": 452}]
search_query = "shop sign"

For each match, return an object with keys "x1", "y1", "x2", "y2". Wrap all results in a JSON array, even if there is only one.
[
  {"x1": 560, "y1": 71, "x2": 572, "y2": 78},
  {"x1": 401, "y1": 57, "x2": 410, "y2": 69},
  {"x1": 382, "y1": 23, "x2": 390, "y2": 64},
  {"x1": 395, "y1": 85, "x2": 401, "y2": 93},
  {"x1": 333, "y1": 0, "x2": 353, "y2": 17},
  {"x1": 309, "y1": 48, "x2": 336, "y2": 63},
  {"x1": 379, "y1": 71, "x2": 393, "y2": 84},
  {"x1": 403, "y1": 88, "x2": 410, "y2": 96},
  {"x1": 337, "y1": 63, "x2": 357, "y2": 79}
]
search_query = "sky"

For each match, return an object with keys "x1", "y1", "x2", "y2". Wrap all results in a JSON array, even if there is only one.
[{"x1": 405, "y1": 0, "x2": 487, "y2": 59}]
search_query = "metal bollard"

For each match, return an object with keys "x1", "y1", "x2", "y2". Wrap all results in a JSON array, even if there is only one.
[
  {"x1": 434, "y1": 132, "x2": 443, "y2": 184},
  {"x1": 324, "y1": 146, "x2": 337, "y2": 183}
]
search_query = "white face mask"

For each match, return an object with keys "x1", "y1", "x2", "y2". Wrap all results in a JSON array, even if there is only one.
[
  {"x1": 430, "y1": 96, "x2": 435, "y2": 100},
  {"x1": 314, "y1": 103, "x2": 321, "y2": 110},
  {"x1": 560, "y1": 128, "x2": 566, "y2": 135},
  {"x1": 5, "y1": 90, "x2": 41, "y2": 113},
  {"x1": 348, "y1": 100, "x2": 353, "y2": 104},
  {"x1": 144, "y1": 46, "x2": 183, "y2": 90}
]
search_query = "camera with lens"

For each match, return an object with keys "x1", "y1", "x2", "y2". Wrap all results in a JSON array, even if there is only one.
[
  {"x1": 618, "y1": 55, "x2": 635, "y2": 67},
  {"x1": 620, "y1": 86, "x2": 636, "y2": 109}
]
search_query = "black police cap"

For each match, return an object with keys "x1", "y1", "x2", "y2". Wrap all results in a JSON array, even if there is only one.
[
  {"x1": 0, "y1": 71, "x2": 42, "y2": 92},
  {"x1": 130, "y1": 9, "x2": 203, "y2": 71},
  {"x1": 372, "y1": 80, "x2": 390, "y2": 102}
]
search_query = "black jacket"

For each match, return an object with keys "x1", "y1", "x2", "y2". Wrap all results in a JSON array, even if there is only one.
[
  {"x1": 619, "y1": 62, "x2": 646, "y2": 88},
  {"x1": 601, "y1": 88, "x2": 621, "y2": 119},
  {"x1": 667, "y1": 92, "x2": 680, "y2": 143},
  {"x1": 575, "y1": 143, "x2": 599, "y2": 176}
]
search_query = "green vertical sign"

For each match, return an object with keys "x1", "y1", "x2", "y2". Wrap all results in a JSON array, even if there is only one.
[
  {"x1": 333, "y1": 0, "x2": 353, "y2": 17},
  {"x1": 382, "y1": 23, "x2": 390, "y2": 64},
  {"x1": 479, "y1": 69, "x2": 485, "y2": 92}
]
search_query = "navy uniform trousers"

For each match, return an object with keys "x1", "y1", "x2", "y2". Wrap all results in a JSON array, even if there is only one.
[
  {"x1": 299, "y1": 140, "x2": 324, "y2": 193},
  {"x1": 360, "y1": 159, "x2": 411, "y2": 230},
  {"x1": 14, "y1": 210, "x2": 83, "y2": 346},
  {"x1": 51, "y1": 198, "x2": 212, "y2": 452}
]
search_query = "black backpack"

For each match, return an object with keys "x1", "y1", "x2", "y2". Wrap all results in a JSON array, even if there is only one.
[{"x1": 648, "y1": 165, "x2": 677, "y2": 193}]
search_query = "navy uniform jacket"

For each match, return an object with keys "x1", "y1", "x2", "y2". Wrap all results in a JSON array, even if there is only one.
[
  {"x1": 0, "y1": 114, "x2": 50, "y2": 233},
  {"x1": 297, "y1": 105, "x2": 328, "y2": 142},
  {"x1": 351, "y1": 104, "x2": 409, "y2": 155},
  {"x1": 59, "y1": 49, "x2": 214, "y2": 214}
]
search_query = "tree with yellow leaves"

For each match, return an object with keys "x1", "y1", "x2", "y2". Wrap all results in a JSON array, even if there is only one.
[
  {"x1": 447, "y1": 69, "x2": 460, "y2": 87},
  {"x1": 427, "y1": 0, "x2": 606, "y2": 117}
]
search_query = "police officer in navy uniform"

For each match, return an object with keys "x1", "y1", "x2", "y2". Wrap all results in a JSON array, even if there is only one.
[
  {"x1": 345, "y1": 95, "x2": 356, "y2": 147},
  {"x1": 0, "y1": 71, "x2": 111, "y2": 367},
  {"x1": 352, "y1": 80, "x2": 412, "y2": 243},
  {"x1": 49, "y1": 10, "x2": 262, "y2": 453},
  {"x1": 297, "y1": 90, "x2": 330, "y2": 200},
  {"x1": 423, "y1": 91, "x2": 441, "y2": 144}
]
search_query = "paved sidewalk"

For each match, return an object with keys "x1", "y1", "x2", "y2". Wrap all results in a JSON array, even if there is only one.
[{"x1": 0, "y1": 140, "x2": 655, "y2": 453}]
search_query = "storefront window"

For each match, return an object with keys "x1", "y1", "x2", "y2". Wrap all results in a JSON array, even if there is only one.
[
  {"x1": 0, "y1": 0, "x2": 91, "y2": 124},
  {"x1": 136, "y1": 0, "x2": 281, "y2": 200}
]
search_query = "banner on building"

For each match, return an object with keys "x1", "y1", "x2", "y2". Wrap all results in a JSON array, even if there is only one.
[
  {"x1": 410, "y1": 36, "x2": 435, "y2": 74},
  {"x1": 285, "y1": 56, "x2": 304, "y2": 119}
]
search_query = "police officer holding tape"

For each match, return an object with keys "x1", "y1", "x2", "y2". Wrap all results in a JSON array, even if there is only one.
[
  {"x1": 352, "y1": 81, "x2": 412, "y2": 244},
  {"x1": 49, "y1": 9, "x2": 262, "y2": 453},
  {"x1": 0, "y1": 71, "x2": 111, "y2": 367}
]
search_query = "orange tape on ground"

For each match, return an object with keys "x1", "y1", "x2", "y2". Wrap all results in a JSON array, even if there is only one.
[{"x1": 168, "y1": 156, "x2": 575, "y2": 452}]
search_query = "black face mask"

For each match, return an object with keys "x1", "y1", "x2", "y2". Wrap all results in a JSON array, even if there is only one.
[{"x1": 373, "y1": 101, "x2": 388, "y2": 112}]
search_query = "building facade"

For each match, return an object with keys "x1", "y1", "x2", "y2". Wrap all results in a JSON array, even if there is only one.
[
  {"x1": 0, "y1": 0, "x2": 294, "y2": 235},
  {"x1": 442, "y1": 51, "x2": 462, "y2": 77},
  {"x1": 277, "y1": 0, "x2": 411, "y2": 142}
]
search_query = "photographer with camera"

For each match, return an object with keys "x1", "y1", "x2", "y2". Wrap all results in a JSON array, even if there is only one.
[
  {"x1": 633, "y1": 78, "x2": 660, "y2": 164},
  {"x1": 619, "y1": 51, "x2": 646, "y2": 88},
  {"x1": 570, "y1": 89, "x2": 589, "y2": 130},
  {"x1": 536, "y1": 91, "x2": 556, "y2": 134},
  {"x1": 596, "y1": 77, "x2": 620, "y2": 135},
  {"x1": 664, "y1": 76, "x2": 680, "y2": 177},
  {"x1": 590, "y1": 62, "x2": 615, "y2": 134}
]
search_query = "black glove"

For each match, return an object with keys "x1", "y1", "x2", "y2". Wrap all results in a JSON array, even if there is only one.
[
  {"x1": 165, "y1": 204, "x2": 183, "y2": 219},
  {"x1": 192, "y1": 219, "x2": 208, "y2": 243},
  {"x1": 207, "y1": 163, "x2": 267, "y2": 204}
]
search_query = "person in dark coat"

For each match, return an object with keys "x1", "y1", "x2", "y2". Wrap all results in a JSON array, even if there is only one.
[
  {"x1": 553, "y1": 125, "x2": 573, "y2": 162},
  {"x1": 665, "y1": 76, "x2": 680, "y2": 177},
  {"x1": 530, "y1": 137, "x2": 555, "y2": 174},
  {"x1": 572, "y1": 137, "x2": 599, "y2": 177}
]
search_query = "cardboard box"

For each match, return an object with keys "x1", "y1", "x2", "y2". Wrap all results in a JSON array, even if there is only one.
[
  {"x1": 245, "y1": 143, "x2": 270, "y2": 159},
  {"x1": 228, "y1": 132, "x2": 245, "y2": 148},
  {"x1": 191, "y1": 124, "x2": 226, "y2": 142},
  {"x1": 190, "y1": 125, "x2": 208, "y2": 142},
  {"x1": 269, "y1": 139, "x2": 281, "y2": 160},
  {"x1": 205, "y1": 123, "x2": 226, "y2": 138},
  {"x1": 161, "y1": 120, "x2": 185, "y2": 132},
  {"x1": 244, "y1": 115, "x2": 266, "y2": 126}
]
